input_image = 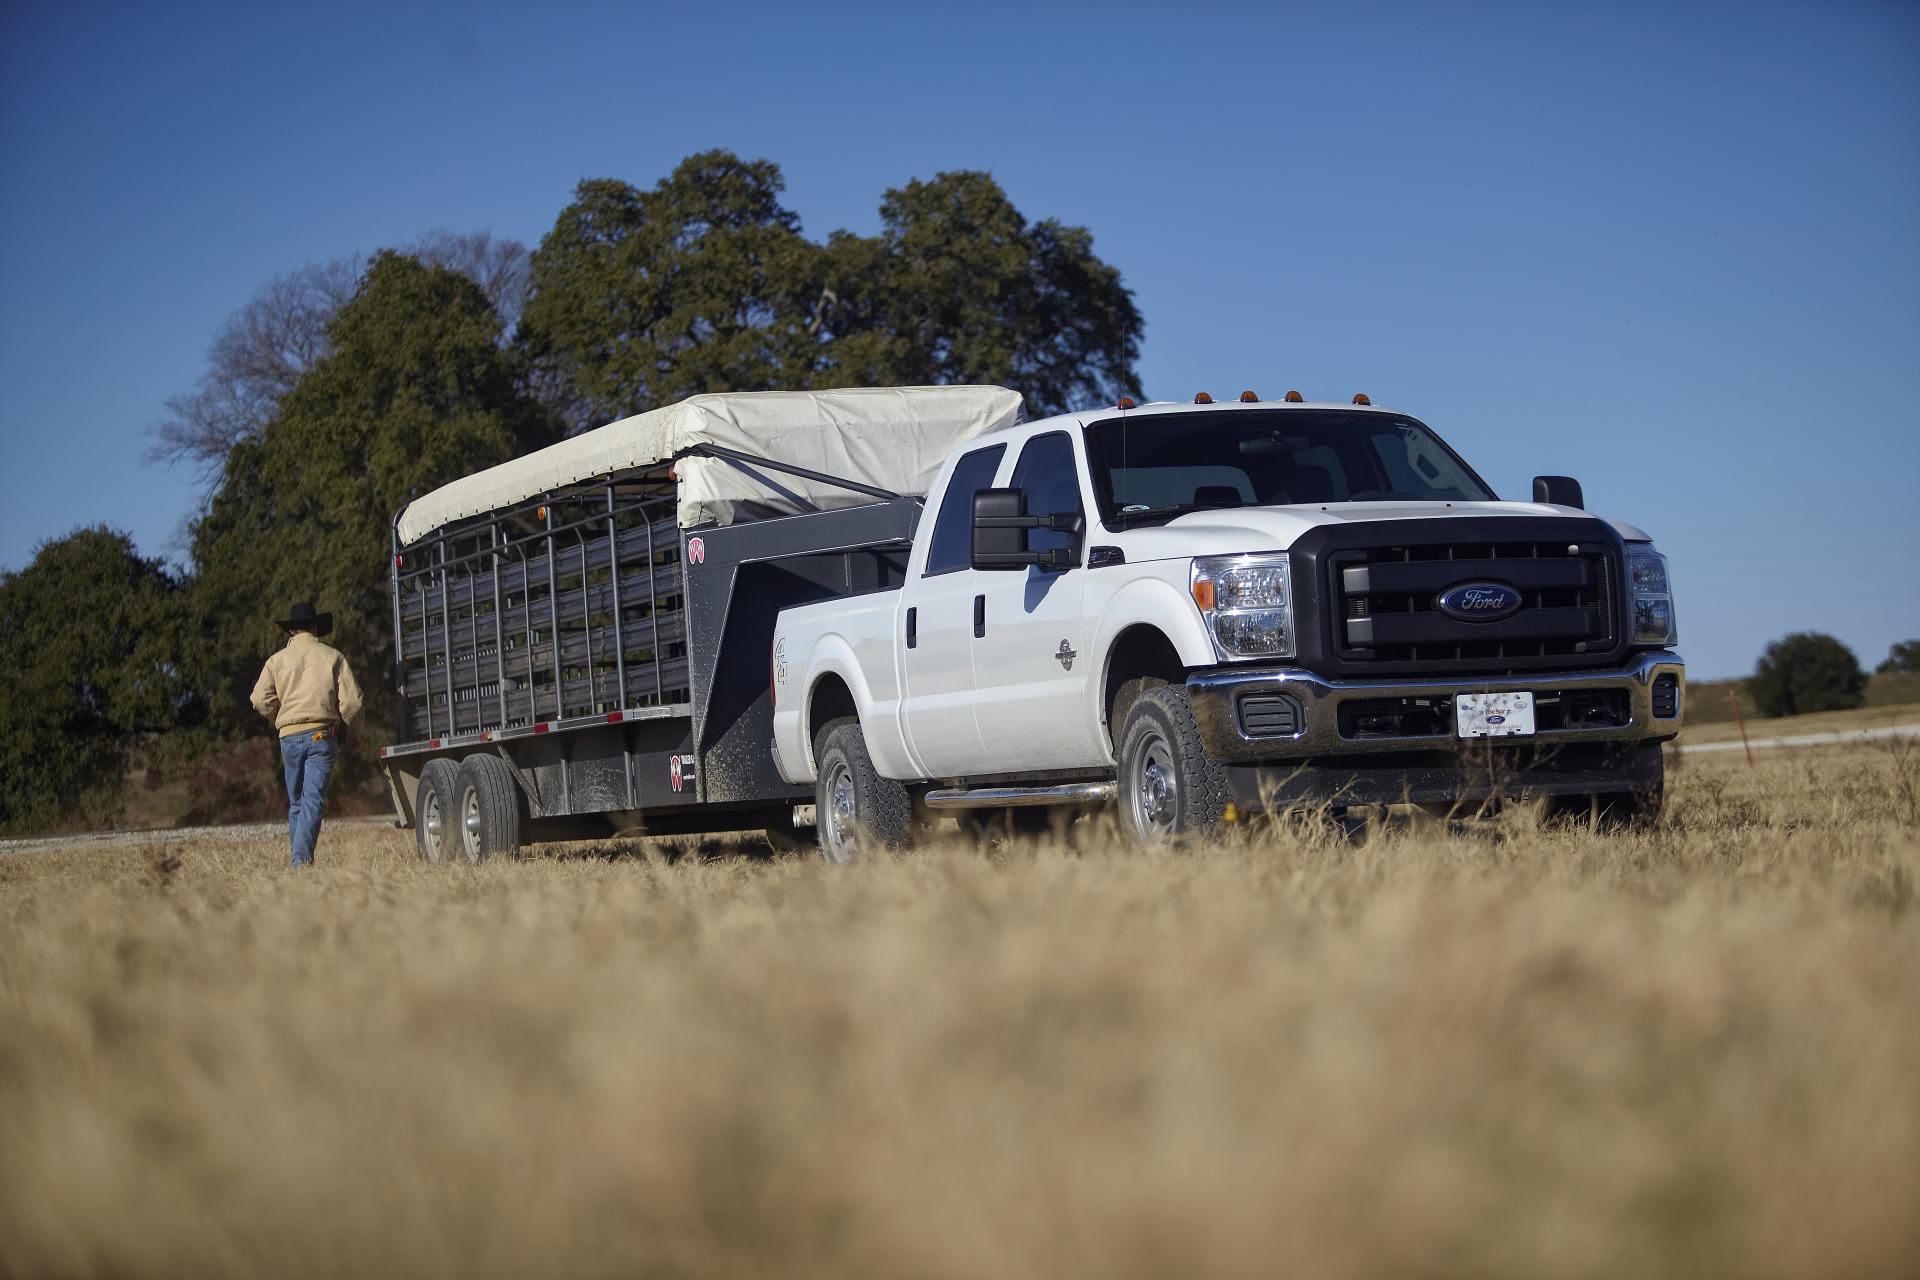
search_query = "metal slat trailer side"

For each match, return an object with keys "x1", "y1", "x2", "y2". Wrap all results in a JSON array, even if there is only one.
[{"x1": 380, "y1": 459, "x2": 922, "y2": 855}]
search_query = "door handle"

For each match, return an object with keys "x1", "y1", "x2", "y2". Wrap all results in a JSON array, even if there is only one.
[
  {"x1": 906, "y1": 606, "x2": 917, "y2": 649},
  {"x1": 973, "y1": 594, "x2": 985, "y2": 639}
]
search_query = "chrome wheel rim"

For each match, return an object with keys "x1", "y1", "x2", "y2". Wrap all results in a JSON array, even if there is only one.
[
  {"x1": 462, "y1": 788, "x2": 483, "y2": 861},
  {"x1": 822, "y1": 759, "x2": 857, "y2": 864},
  {"x1": 1129, "y1": 730, "x2": 1178, "y2": 839},
  {"x1": 421, "y1": 788, "x2": 445, "y2": 862}
]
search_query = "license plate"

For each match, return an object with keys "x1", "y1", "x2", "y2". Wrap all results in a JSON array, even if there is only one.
[{"x1": 1456, "y1": 692, "x2": 1535, "y2": 738}]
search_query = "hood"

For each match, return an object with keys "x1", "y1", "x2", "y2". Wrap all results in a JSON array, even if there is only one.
[{"x1": 1105, "y1": 500, "x2": 1630, "y2": 562}]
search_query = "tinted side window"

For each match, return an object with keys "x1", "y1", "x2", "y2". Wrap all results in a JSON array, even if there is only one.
[
  {"x1": 925, "y1": 444, "x2": 1007, "y2": 575},
  {"x1": 1010, "y1": 432, "x2": 1084, "y2": 555}
]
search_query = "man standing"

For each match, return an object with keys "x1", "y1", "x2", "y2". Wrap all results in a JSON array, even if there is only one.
[{"x1": 250, "y1": 602, "x2": 363, "y2": 868}]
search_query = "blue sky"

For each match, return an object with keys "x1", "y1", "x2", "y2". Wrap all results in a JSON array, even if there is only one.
[{"x1": 2, "y1": 0, "x2": 1915, "y2": 679}]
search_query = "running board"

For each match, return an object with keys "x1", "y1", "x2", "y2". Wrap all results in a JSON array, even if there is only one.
[{"x1": 921, "y1": 781, "x2": 1116, "y2": 810}]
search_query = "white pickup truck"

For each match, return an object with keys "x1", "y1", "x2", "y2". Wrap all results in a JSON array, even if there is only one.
[{"x1": 770, "y1": 393, "x2": 1683, "y2": 857}]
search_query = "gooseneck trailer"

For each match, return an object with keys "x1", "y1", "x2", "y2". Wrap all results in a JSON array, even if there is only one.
[{"x1": 378, "y1": 386, "x2": 1023, "y2": 860}]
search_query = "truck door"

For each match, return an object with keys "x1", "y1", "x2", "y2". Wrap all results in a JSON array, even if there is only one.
[
  {"x1": 969, "y1": 431, "x2": 1101, "y2": 773},
  {"x1": 898, "y1": 443, "x2": 1006, "y2": 778}
]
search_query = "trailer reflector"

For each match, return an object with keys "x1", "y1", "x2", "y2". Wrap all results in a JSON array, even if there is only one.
[
  {"x1": 534, "y1": 722, "x2": 551, "y2": 735},
  {"x1": 606, "y1": 711, "x2": 625, "y2": 724},
  {"x1": 427, "y1": 739, "x2": 441, "y2": 749}
]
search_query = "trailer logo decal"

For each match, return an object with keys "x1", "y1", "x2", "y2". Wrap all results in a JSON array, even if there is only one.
[
  {"x1": 686, "y1": 536, "x2": 706, "y2": 565},
  {"x1": 669, "y1": 753, "x2": 697, "y2": 792},
  {"x1": 1056, "y1": 640, "x2": 1078, "y2": 671}
]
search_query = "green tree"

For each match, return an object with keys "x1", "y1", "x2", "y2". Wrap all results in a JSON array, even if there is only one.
[
  {"x1": 1877, "y1": 640, "x2": 1920, "y2": 675},
  {"x1": 1749, "y1": 632, "x2": 1867, "y2": 717},
  {"x1": 188, "y1": 252, "x2": 557, "y2": 752},
  {"x1": 831, "y1": 170, "x2": 1142, "y2": 416},
  {"x1": 0, "y1": 528, "x2": 194, "y2": 834},
  {"x1": 519, "y1": 152, "x2": 829, "y2": 430},
  {"x1": 519, "y1": 152, "x2": 1142, "y2": 429}
]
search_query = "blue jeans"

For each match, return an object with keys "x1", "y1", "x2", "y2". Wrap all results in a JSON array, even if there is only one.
[{"x1": 280, "y1": 728, "x2": 338, "y2": 867}]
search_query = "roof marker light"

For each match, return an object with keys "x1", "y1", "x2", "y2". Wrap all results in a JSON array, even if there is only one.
[
  {"x1": 1194, "y1": 391, "x2": 1213, "y2": 404},
  {"x1": 1284, "y1": 390, "x2": 1304, "y2": 403},
  {"x1": 1352, "y1": 393, "x2": 1372, "y2": 405},
  {"x1": 1117, "y1": 396, "x2": 1136, "y2": 409},
  {"x1": 1240, "y1": 390, "x2": 1259, "y2": 402}
]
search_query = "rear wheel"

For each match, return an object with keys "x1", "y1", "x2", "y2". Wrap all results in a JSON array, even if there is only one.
[
  {"x1": 457, "y1": 753, "x2": 525, "y2": 861},
  {"x1": 813, "y1": 719, "x2": 913, "y2": 865},
  {"x1": 415, "y1": 758, "x2": 461, "y2": 864},
  {"x1": 1117, "y1": 685, "x2": 1229, "y2": 843}
]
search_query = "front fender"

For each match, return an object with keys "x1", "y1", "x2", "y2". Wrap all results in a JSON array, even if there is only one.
[{"x1": 1085, "y1": 572, "x2": 1218, "y2": 760}]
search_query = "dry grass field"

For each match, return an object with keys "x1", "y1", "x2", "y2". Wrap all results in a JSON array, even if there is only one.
[{"x1": 4, "y1": 743, "x2": 1918, "y2": 1279}]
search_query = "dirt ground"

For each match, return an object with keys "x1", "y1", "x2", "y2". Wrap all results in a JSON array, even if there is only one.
[{"x1": 2, "y1": 741, "x2": 1917, "y2": 1278}]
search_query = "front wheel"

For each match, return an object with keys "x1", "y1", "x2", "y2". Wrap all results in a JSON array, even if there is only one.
[
  {"x1": 1116, "y1": 685, "x2": 1229, "y2": 843},
  {"x1": 813, "y1": 719, "x2": 914, "y2": 864}
]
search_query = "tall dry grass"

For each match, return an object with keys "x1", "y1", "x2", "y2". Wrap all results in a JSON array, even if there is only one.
[{"x1": 3, "y1": 743, "x2": 1917, "y2": 1278}]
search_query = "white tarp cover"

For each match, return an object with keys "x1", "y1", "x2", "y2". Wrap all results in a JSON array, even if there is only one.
[{"x1": 395, "y1": 385, "x2": 1024, "y2": 545}]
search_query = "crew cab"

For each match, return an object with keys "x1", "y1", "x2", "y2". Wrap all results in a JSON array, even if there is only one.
[{"x1": 770, "y1": 393, "x2": 1684, "y2": 857}]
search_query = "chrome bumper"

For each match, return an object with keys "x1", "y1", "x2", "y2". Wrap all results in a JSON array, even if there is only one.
[{"x1": 1188, "y1": 652, "x2": 1684, "y2": 764}]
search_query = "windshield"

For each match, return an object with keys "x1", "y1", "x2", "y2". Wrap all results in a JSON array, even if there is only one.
[{"x1": 1082, "y1": 410, "x2": 1496, "y2": 528}]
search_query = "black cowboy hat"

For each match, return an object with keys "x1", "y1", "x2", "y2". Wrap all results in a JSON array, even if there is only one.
[{"x1": 278, "y1": 601, "x2": 334, "y2": 636}]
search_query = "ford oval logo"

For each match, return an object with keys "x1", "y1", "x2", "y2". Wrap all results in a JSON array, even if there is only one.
[{"x1": 1436, "y1": 581, "x2": 1523, "y2": 622}]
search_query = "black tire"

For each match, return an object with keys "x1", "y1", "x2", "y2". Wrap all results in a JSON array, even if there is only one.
[
  {"x1": 813, "y1": 718, "x2": 913, "y2": 864},
  {"x1": 415, "y1": 758, "x2": 462, "y2": 864},
  {"x1": 456, "y1": 753, "x2": 525, "y2": 861},
  {"x1": 1116, "y1": 684, "x2": 1229, "y2": 843}
]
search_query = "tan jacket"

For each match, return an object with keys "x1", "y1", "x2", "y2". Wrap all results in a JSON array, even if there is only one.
[{"x1": 251, "y1": 632, "x2": 364, "y2": 737}]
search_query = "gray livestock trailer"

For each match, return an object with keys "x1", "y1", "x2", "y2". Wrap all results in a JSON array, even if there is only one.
[{"x1": 378, "y1": 386, "x2": 1021, "y2": 859}]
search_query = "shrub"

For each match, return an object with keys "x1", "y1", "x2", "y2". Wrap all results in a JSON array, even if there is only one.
[{"x1": 1748, "y1": 632, "x2": 1867, "y2": 718}]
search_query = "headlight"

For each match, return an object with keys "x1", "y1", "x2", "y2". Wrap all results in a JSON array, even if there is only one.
[
  {"x1": 1191, "y1": 553, "x2": 1294, "y2": 658},
  {"x1": 1627, "y1": 545, "x2": 1677, "y2": 645}
]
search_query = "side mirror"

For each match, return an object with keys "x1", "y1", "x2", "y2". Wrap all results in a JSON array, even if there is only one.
[
  {"x1": 971, "y1": 488, "x2": 1081, "y2": 571},
  {"x1": 1532, "y1": 475, "x2": 1584, "y2": 509}
]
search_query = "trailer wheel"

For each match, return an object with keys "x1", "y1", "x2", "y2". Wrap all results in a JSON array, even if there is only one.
[
  {"x1": 813, "y1": 718, "x2": 912, "y2": 864},
  {"x1": 1117, "y1": 685, "x2": 1229, "y2": 843},
  {"x1": 456, "y1": 754, "x2": 525, "y2": 861},
  {"x1": 415, "y1": 758, "x2": 462, "y2": 864}
]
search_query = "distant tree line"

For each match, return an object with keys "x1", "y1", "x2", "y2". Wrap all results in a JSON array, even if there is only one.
[{"x1": 0, "y1": 152, "x2": 1143, "y2": 833}]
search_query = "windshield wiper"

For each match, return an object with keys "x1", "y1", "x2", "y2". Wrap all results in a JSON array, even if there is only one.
[{"x1": 1107, "y1": 503, "x2": 1206, "y2": 529}]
